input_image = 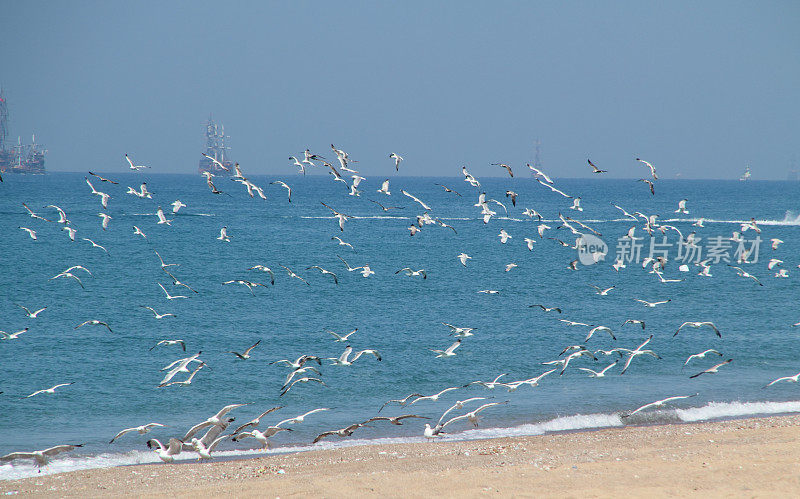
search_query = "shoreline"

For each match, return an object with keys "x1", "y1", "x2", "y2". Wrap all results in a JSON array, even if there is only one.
[{"x1": 3, "y1": 413, "x2": 800, "y2": 497}]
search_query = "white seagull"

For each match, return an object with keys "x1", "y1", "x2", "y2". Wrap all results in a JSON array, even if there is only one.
[
  {"x1": 110, "y1": 423, "x2": 167, "y2": 443},
  {"x1": 125, "y1": 153, "x2": 150, "y2": 170},
  {"x1": 622, "y1": 394, "x2": 697, "y2": 418}
]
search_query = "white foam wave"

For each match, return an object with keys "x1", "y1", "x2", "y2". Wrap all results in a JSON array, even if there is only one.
[
  {"x1": 676, "y1": 400, "x2": 800, "y2": 422},
  {"x1": 3, "y1": 403, "x2": 797, "y2": 481}
]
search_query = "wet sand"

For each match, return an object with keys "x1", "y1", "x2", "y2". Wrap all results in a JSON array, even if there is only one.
[{"x1": 3, "y1": 414, "x2": 800, "y2": 497}]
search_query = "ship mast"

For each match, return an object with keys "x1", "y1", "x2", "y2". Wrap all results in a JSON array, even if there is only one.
[{"x1": 0, "y1": 88, "x2": 9, "y2": 152}]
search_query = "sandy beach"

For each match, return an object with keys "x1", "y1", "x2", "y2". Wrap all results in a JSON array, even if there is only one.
[{"x1": 2, "y1": 414, "x2": 799, "y2": 497}]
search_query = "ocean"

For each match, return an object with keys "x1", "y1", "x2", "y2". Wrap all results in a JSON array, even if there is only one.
[{"x1": 1, "y1": 171, "x2": 799, "y2": 480}]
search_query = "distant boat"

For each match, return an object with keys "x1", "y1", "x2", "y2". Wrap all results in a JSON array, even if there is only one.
[{"x1": 739, "y1": 166, "x2": 751, "y2": 181}]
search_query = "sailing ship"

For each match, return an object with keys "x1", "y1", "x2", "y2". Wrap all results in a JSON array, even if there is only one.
[
  {"x1": 198, "y1": 116, "x2": 233, "y2": 175},
  {"x1": 739, "y1": 166, "x2": 751, "y2": 181},
  {"x1": 0, "y1": 89, "x2": 46, "y2": 175}
]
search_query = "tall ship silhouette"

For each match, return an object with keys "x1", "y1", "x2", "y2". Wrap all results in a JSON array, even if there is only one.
[
  {"x1": 0, "y1": 89, "x2": 46, "y2": 175},
  {"x1": 198, "y1": 115, "x2": 233, "y2": 175}
]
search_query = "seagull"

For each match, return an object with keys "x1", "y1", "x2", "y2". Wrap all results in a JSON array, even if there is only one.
[
  {"x1": 771, "y1": 238, "x2": 784, "y2": 250},
  {"x1": 270, "y1": 181, "x2": 292, "y2": 202},
  {"x1": 313, "y1": 421, "x2": 370, "y2": 443},
  {"x1": 768, "y1": 258, "x2": 783, "y2": 270},
  {"x1": 764, "y1": 371, "x2": 800, "y2": 388},
  {"x1": 504, "y1": 263, "x2": 518, "y2": 272},
  {"x1": 183, "y1": 404, "x2": 249, "y2": 441},
  {"x1": 729, "y1": 265, "x2": 763, "y2": 286},
  {"x1": 396, "y1": 267, "x2": 427, "y2": 279},
  {"x1": 280, "y1": 377, "x2": 326, "y2": 396},
  {"x1": 441, "y1": 323, "x2": 476, "y2": 338},
  {"x1": 589, "y1": 285, "x2": 615, "y2": 296},
  {"x1": 378, "y1": 393, "x2": 424, "y2": 413},
  {"x1": 634, "y1": 298, "x2": 671, "y2": 308},
  {"x1": 133, "y1": 225, "x2": 147, "y2": 239},
  {"x1": 269, "y1": 355, "x2": 322, "y2": 370},
  {"x1": 160, "y1": 363, "x2": 207, "y2": 387},
  {"x1": 434, "y1": 183, "x2": 462, "y2": 196},
  {"x1": 675, "y1": 199, "x2": 689, "y2": 214},
  {"x1": 227, "y1": 340, "x2": 261, "y2": 360},
  {"x1": 529, "y1": 304, "x2": 562, "y2": 313},
  {"x1": 366, "y1": 415, "x2": 431, "y2": 427},
  {"x1": 477, "y1": 290, "x2": 500, "y2": 294},
  {"x1": 233, "y1": 427, "x2": 290, "y2": 449},
  {"x1": 674, "y1": 321, "x2": 721, "y2": 338},
  {"x1": 457, "y1": 253, "x2": 472, "y2": 266},
  {"x1": 368, "y1": 199, "x2": 404, "y2": 212},
  {"x1": 223, "y1": 279, "x2": 267, "y2": 295},
  {"x1": 587, "y1": 159, "x2": 607, "y2": 173},
  {"x1": 0, "y1": 444, "x2": 84, "y2": 468},
  {"x1": 325, "y1": 328, "x2": 357, "y2": 342},
  {"x1": 578, "y1": 361, "x2": 618, "y2": 378},
  {"x1": 389, "y1": 152, "x2": 403, "y2": 171},
  {"x1": 528, "y1": 164, "x2": 553, "y2": 184},
  {"x1": 74, "y1": 320, "x2": 113, "y2": 332},
  {"x1": 331, "y1": 236, "x2": 355, "y2": 251},
  {"x1": 19, "y1": 227, "x2": 37, "y2": 240},
  {"x1": 231, "y1": 406, "x2": 284, "y2": 434},
  {"x1": 465, "y1": 374, "x2": 508, "y2": 390},
  {"x1": 202, "y1": 152, "x2": 230, "y2": 171},
  {"x1": 462, "y1": 166, "x2": 481, "y2": 187},
  {"x1": 431, "y1": 340, "x2": 462, "y2": 358},
  {"x1": 620, "y1": 335, "x2": 661, "y2": 375},
  {"x1": 217, "y1": 226, "x2": 231, "y2": 242},
  {"x1": 636, "y1": 158, "x2": 658, "y2": 179},
  {"x1": 683, "y1": 349, "x2": 723, "y2": 368},
  {"x1": 289, "y1": 156, "x2": 305, "y2": 174},
  {"x1": 689, "y1": 359, "x2": 733, "y2": 379},
  {"x1": 498, "y1": 229, "x2": 512, "y2": 244},
  {"x1": 62, "y1": 226, "x2": 77, "y2": 241},
  {"x1": 1, "y1": 328, "x2": 29, "y2": 340},
  {"x1": 536, "y1": 179, "x2": 572, "y2": 198},
  {"x1": 638, "y1": 179, "x2": 655, "y2": 195},
  {"x1": 377, "y1": 179, "x2": 391, "y2": 195},
  {"x1": 49, "y1": 272, "x2": 84, "y2": 288},
  {"x1": 89, "y1": 171, "x2": 119, "y2": 184},
  {"x1": 585, "y1": 325, "x2": 616, "y2": 342},
  {"x1": 327, "y1": 346, "x2": 382, "y2": 366},
  {"x1": 167, "y1": 200, "x2": 187, "y2": 214},
  {"x1": 48, "y1": 205, "x2": 72, "y2": 223},
  {"x1": 125, "y1": 153, "x2": 150, "y2": 170},
  {"x1": 110, "y1": 423, "x2": 166, "y2": 443},
  {"x1": 81, "y1": 238, "x2": 108, "y2": 254},
  {"x1": 492, "y1": 163, "x2": 514, "y2": 177},
  {"x1": 621, "y1": 319, "x2": 645, "y2": 330},
  {"x1": 153, "y1": 251, "x2": 180, "y2": 270},
  {"x1": 320, "y1": 202, "x2": 351, "y2": 231},
  {"x1": 622, "y1": 394, "x2": 697, "y2": 418},
  {"x1": 408, "y1": 387, "x2": 461, "y2": 406},
  {"x1": 25, "y1": 382, "x2": 74, "y2": 398},
  {"x1": 146, "y1": 438, "x2": 183, "y2": 463},
  {"x1": 158, "y1": 283, "x2": 188, "y2": 300},
  {"x1": 559, "y1": 319, "x2": 592, "y2": 327},
  {"x1": 159, "y1": 352, "x2": 203, "y2": 385},
  {"x1": 248, "y1": 265, "x2": 276, "y2": 284},
  {"x1": 402, "y1": 190, "x2": 432, "y2": 211},
  {"x1": 276, "y1": 408, "x2": 331, "y2": 427},
  {"x1": 18, "y1": 305, "x2": 47, "y2": 318},
  {"x1": 570, "y1": 197, "x2": 583, "y2": 211},
  {"x1": 21, "y1": 203, "x2": 52, "y2": 222},
  {"x1": 280, "y1": 264, "x2": 310, "y2": 285},
  {"x1": 441, "y1": 401, "x2": 508, "y2": 428},
  {"x1": 149, "y1": 339, "x2": 186, "y2": 351},
  {"x1": 306, "y1": 265, "x2": 339, "y2": 284}
]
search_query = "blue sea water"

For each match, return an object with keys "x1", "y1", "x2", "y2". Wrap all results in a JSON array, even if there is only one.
[{"x1": 1, "y1": 171, "x2": 800, "y2": 479}]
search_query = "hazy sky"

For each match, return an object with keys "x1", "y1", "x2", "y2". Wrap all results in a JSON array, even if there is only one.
[{"x1": 2, "y1": 1, "x2": 798, "y2": 178}]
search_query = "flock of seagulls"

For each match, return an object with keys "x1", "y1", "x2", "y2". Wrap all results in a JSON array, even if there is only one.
[{"x1": 1, "y1": 148, "x2": 796, "y2": 473}]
